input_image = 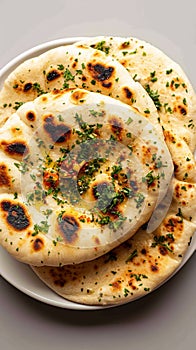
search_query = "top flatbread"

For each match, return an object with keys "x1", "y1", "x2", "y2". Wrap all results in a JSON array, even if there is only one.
[{"x1": 0, "y1": 88, "x2": 173, "y2": 266}]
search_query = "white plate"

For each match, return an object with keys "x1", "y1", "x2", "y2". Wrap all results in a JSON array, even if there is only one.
[{"x1": 0, "y1": 37, "x2": 195, "y2": 310}]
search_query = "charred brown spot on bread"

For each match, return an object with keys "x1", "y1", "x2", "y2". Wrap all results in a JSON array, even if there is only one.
[
  {"x1": 23, "y1": 82, "x2": 32, "y2": 92},
  {"x1": 1, "y1": 201, "x2": 12, "y2": 211},
  {"x1": 123, "y1": 87, "x2": 133, "y2": 99},
  {"x1": 26, "y1": 111, "x2": 36, "y2": 121},
  {"x1": 1, "y1": 200, "x2": 30, "y2": 230},
  {"x1": 159, "y1": 246, "x2": 168, "y2": 255},
  {"x1": 174, "y1": 183, "x2": 192, "y2": 198},
  {"x1": 111, "y1": 280, "x2": 121, "y2": 290},
  {"x1": 176, "y1": 142, "x2": 182, "y2": 148},
  {"x1": 43, "y1": 170, "x2": 59, "y2": 189},
  {"x1": 71, "y1": 90, "x2": 87, "y2": 103},
  {"x1": 128, "y1": 281, "x2": 137, "y2": 290},
  {"x1": 41, "y1": 96, "x2": 48, "y2": 102},
  {"x1": 102, "y1": 81, "x2": 112, "y2": 88},
  {"x1": 0, "y1": 164, "x2": 11, "y2": 187},
  {"x1": 11, "y1": 127, "x2": 22, "y2": 136},
  {"x1": 57, "y1": 213, "x2": 80, "y2": 244},
  {"x1": 109, "y1": 116, "x2": 123, "y2": 140},
  {"x1": 54, "y1": 278, "x2": 66, "y2": 287},
  {"x1": 141, "y1": 145, "x2": 158, "y2": 166},
  {"x1": 120, "y1": 60, "x2": 127, "y2": 67},
  {"x1": 33, "y1": 238, "x2": 44, "y2": 251},
  {"x1": 72, "y1": 61, "x2": 77, "y2": 69},
  {"x1": 87, "y1": 62, "x2": 114, "y2": 82},
  {"x1": 163, "y1": 130, "x2": 176, "y2": 144},
  {"x1": 151, "y1": 264, "x2": 158, "y2": 272},
  {"x1": 89, "y1": 44, "x2": 96, "y2": 49},
  {"x1": 174, "y1": 183, "x2": 181, "y2": 198},
  {"x1": 178, "y1": 105, "x2": 187, "y2": 116},
  {"x1": 1, "y1": 140, "x2": 29, "y2": 157},
  {"x1": 163, "y1": 217, "x2": 183, "y2": 234},
  {"x1": 120, "y1": 41, "x2": 130, "y2": 49},
  {"x1": 93, "y1": 263, "x2": 98, "y2": 271},
  {"x1": 49, "y1": 268, "x2": 56, "y2": 277},
  {"x1": 94, "y1": 237, "x2": 101, "y2": 245},
  {"x1": 93, "y1": 51, "x2": 104, "y2": 58},
  {"x1": 51, "y1": 89, "x2": 61, "y2": 95},
  {"x1": 46, "y1": 69, "x2": 61, "y2": 82},
  {"x1": 49, "y1": 268, "x2": 67, "y2": 287},
  {"x1": 141, "y1": 248, "x2": 147, "y2": 255},
  {"x1": 82, "y1": 76, "x2": 87, "y2": 81},
  {"x1": 187, "y1": 163, "x2": 194, "y2": 171},
  {"x1": 43, "y1": 114, "x2": 71, "y2": 143}
]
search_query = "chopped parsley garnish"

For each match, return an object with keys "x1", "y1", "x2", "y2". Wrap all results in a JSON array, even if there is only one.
[
  {"x1": 93, "y1": 41, "x2": 110, "y2": 55},
  {"x1": 166, "y1": 69, "x2": 173, "y2": 74},
  {"x1": 32, "y1": 82, "x2": 45, "y2": 95},
  {"x1": 151, "y1": 235, "x2": 173, "y2": 252},
  {"x1": 57, "y1": 64, "x2": 64, "y2": 70},
  {"x1": 144, "y1": 84, "x2": 162, "y2": 110},
  {"x1": 130, "y1": 273, "x2": 148, "y2": 281},
  {"x1": 176, "y1": 208, "x2": 183, "y2": 221},
  {"x1": 163, "y1": 103, "x2": 173, "y2": 114},
  {"x1": 134, "y1": 193, "x2": 145, "y2": 208},
  {"x1": 183, "y1": 98, "x2": 187, "y2": 105},
  {"x1": 13, "y1": 101, "x2": 24, "y2": 110},
  {"x1": 126, "y1": 117, "x2": 133, "y2": 125},
  {"x1": 150, "y1": 71, "x2": 157, "y2": 82},
  {"x1": 63, "y1": 68, "x2": 75, "y2": 88},
  {"x1": 14, "y1": 161, "x2": 29, "y2": 174},
  {"x1": 32, "y1": 221, "x2": 50, "y2": 236},
  {"x1": 111, "y1": 165, "x2": 123, "y2": 178},
  {"x1": 123, "y1": 288, "x2": 130, "y2": 297},
  {"x1": 126, "y1": 249, "x2": 138, "y2": 262},
  {"x1": 142, "y1": 170, "x2": 159, "y2": 186},
  {"x1": 89, "y1": 109, "x2": 104, "y2": 118}
]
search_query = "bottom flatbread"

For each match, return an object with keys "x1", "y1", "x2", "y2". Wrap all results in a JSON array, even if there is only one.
[{"x1": 32, "y1": 178, "x2": 196, "y2": 306}]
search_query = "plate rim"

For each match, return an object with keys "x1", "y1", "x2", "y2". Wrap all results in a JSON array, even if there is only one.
[{"x1": 0, "y1": 36, "x2": 195, "y2": 310}]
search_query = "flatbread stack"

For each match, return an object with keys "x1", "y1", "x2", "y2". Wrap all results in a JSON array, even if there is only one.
[{"x1": 0, "y1": 36, "x2": 195, "y2": 306}]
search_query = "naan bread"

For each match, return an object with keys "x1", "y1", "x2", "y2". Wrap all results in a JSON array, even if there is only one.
[
  {"x1": 0, "y1": 44, "x2": 161, "y2": 134},
  {"x1": 0, "y1": 36, "x2": 195, "y2": 306},
  {"x1": 0, "y1": 89, "x2": 173, "y2": 266},
  {"x1": 75, "y1": 37, "x2": 196, "y2": 182},
  {"x1": 31, "y1": 37, "x2": 196, "y2": 306}
]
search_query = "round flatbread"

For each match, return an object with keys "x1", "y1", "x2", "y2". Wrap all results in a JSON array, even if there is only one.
[
  {"x1": 75, "y1": 36, "x2": 196, "y2": 182},
  {"x1": 0, "y1": 88, "x2": 173, "y2": 266}
]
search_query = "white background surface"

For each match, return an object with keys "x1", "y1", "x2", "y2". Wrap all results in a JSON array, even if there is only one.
[{"x1": 0, "y1": 0, "x2": 195, "y2": 349}]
